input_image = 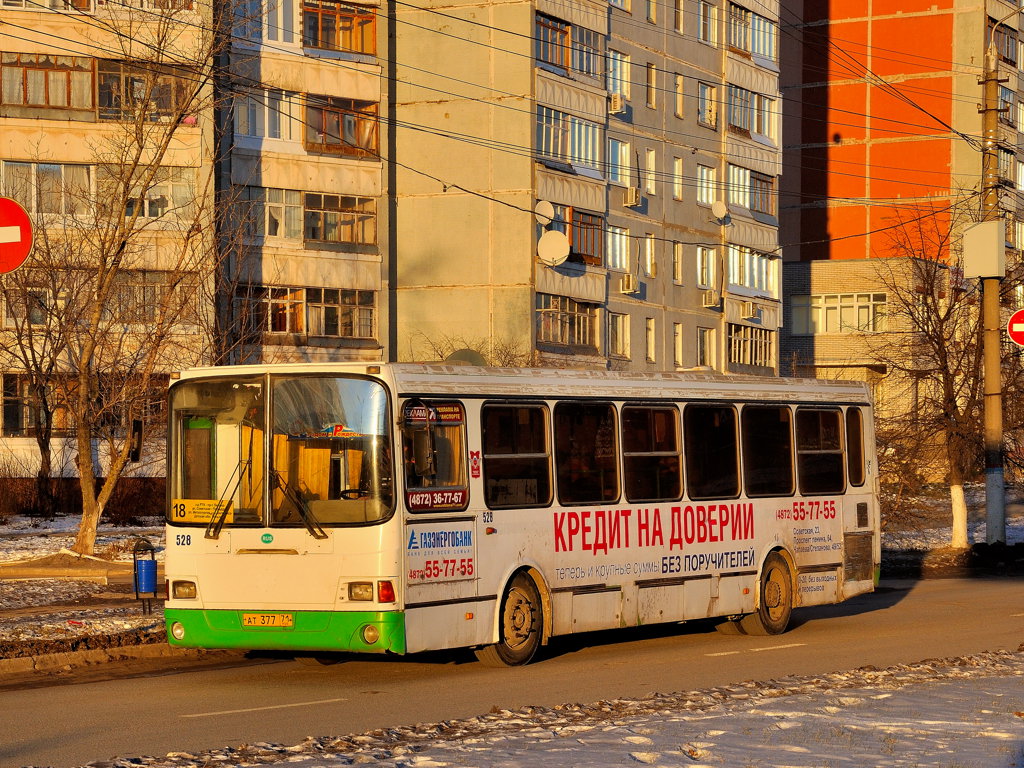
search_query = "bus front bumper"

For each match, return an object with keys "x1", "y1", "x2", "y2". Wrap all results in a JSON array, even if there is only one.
[{"x1": 164, "y1": 608, "x2": 407, "y2": 654}]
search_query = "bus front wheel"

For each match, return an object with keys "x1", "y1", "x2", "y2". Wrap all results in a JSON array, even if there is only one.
[
  {"x1": 475, "y1": 573, "x2": 543, "y2": 667},
  {"x1": 739, "y1": 552, "x2": 793, "y2": 636}
]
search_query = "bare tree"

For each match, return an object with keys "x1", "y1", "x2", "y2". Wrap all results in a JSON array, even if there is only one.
[
  {"x1": 870, "y1": 200, "x2": 1024, "y2": 548},
  {"x1": 0, "y1": 0, "x2": 228, "y2": 554}
]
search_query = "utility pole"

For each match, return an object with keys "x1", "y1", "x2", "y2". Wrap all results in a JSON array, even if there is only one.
[{"x1": 979, "y1": 31, "x2": 1007, "y2": 545}]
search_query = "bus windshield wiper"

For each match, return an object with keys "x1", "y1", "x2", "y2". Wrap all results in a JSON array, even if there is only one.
[
  {"x1": 270, "y1": 468, "x2": 328, "y2": 540},
  {"x1": 205, "y1": 458, "x2": 247, "y2": 540}
]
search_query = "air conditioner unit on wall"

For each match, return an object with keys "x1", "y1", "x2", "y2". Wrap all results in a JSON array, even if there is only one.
[
  {"x1": 701, "y1": 289, "x2": 720, "y2": 308},
  {"x1": 623, "y1": 187, "x2": 641, "y2": 207},
  {"x1": 620, "y1": 273, "x2": 639, "y2": 294},
  {"x1": 609, "y1": 93, "x2": 626, "y2": 114},
  {"x1": 741, "y1": 300, "x2": 758, "y2": 319}
]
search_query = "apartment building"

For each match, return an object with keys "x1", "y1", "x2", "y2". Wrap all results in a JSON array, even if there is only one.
[
  {"x1": 390, "y1": 0, "x2": 783, "y2": 373},
  {"x1": 779, "y1": 0, "x2": 1022, "y2": 395},
  {"x1": 225, "y1": 0, "x2": 386, "y2": 364}
]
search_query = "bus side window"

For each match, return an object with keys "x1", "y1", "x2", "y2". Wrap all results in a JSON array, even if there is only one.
[
  {"x1": 401, "y1": 401, "x2": 468, "y2": 511},
  {"x1": 741, "y1": 406, "x2": 795, "y2": 497},
  {"x1": 846, "y1": 407, "x2": 865, "y2": 486},
  {"x1": 796, "y1": 408, "x2": 845, "y2": 495},
  {"x1": 554, "y1": 402, "x2": 619, "y2": 505},
  {"x1": 683, "y1": 405, "x2": 739, "y2": 500},
  {"x1": 622, "y1": 405, "x2": 682, "y2": 502},
  {"x1": 481, "y1": 404, "x2": 551, "y2": 508}
]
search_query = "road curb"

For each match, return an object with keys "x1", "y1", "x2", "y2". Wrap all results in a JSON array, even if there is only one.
[{"x1": 0, "y1": 642, "x2": 234, "y2": 678}]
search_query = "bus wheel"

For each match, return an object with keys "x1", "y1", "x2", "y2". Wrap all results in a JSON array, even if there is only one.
[
  {"x1": 475, "y1": 574, "x2": 543, "y2": 667},
  {"x1": 740, "y1": 552, "x2": 793, "y2": 636}
]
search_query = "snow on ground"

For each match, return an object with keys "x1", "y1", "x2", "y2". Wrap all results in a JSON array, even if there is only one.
[{"x1": 81, "y1": 652, "x2": 1024, "y2": 768}]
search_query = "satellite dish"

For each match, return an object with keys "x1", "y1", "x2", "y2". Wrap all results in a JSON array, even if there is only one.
[
  {"x1": 711, "y1": 200, "x2": 729, "y2": 221},
  {"x1": 535, "y1": 200, "x2": 555, "y2": 226},
  {"x1": 537, "y1": 229, "x2": 570, "y2": 266},
  {"x1": 446, "y1": 348, "x2": 486, "y2": 366}
]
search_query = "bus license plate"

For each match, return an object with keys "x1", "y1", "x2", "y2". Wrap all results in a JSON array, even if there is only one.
[{"x1": 242, "y1": 612, "x2": 294, "y2": 628}]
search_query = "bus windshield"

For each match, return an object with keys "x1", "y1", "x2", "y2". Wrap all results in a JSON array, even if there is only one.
[{"x1": 168, "y1": 375, "x2": 394, "y2": 528}]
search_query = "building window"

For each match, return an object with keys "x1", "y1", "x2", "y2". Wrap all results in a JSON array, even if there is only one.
[
  {"x1": 241, "y1": 187, "x2": 303, "y2": 239},
  {"x1": 673, "y1": 0, "x2": 683, "y2": 33},
  {"x1": 607, "y1": 50, "x2": 630, "y2": 98},
  {"x1": 123, "y1": 167, "x2": 195, "y2": 220},
  {"x1": 645, "y1": 317, "x2": 656, "y2": 362},
  {"x1": 235, "y1": 88, "x2": 300, "y2": 139},
  {"x1": 999, "y1": 85, "x2": 1016, "y2": 126},
  {"x1": 990, "y1": 18, "x2": 1018, "y2": 66},
  {"x1": 98, "y1": 60, "x2": 189, "y2": 122},
  {"x1": 235, "y1": 0, "x2": 292, "y2": 42},
  {"x1": 609, "y1": 312, "x2": 629, "y2": 358},
  {"x1": 697, "y1": 82, "x2": 717, "y2": 127},
  {"x1": 697, "y1": 245, "x2": 715, "y2": 288},
  {"x1": 999, "y1": 147, "x2": 1016, "y2": 184},
  {"x1": 697, "y1": 326, "x2": 715, "y2": 367},
  {"x1": 5, "y1": 287, "x2": 51, "y2": 327},
  {"x1": 727, "y1": 84, "x2": 751, "y2": 133},
  {"x1": 550, "y1": 205, "x2": 605, "y2": 266},
  {"x1": 307, "y1": 288, "x2": 374, "y2": 338},
  {"x1": 674, "y1": 73, "x2": 684, "y2": 117},
  {"x1": 697, "y1": 163, "x2": 716, "y2": 204},
  {"x1": 698, "y1": 0, "x2": 716, "y2": 44},
  {"x1": 536, "y1": 106, "x2": 601, "y2": 170},
  {"x1": 643, "y1": 234, "x2": 656, "y2": 276},
  {"x1": 750, "y1": 12, "x2": 777, "y2": 59},
  {"x1": 304, "y1": 194, "x2": 376, "y2": 244},
  {"x1": 3, "y1": 161, "x2": 91, "y2": 215},
  {"x1": 727, "y1": 3, "x2": 750, "y2": 51},
  {"x1": 752, "y1": 93, "x2": 774, "y2": 139},
  {"x1": 646, "y1": 0, "x2": 655, "y2": 23},
  {"x1": 609, "y1": 0, "x2": 628, "y2": 10},
  {"x1": 0, "y1": 0, "x2": 91, "y2": 8},
  {"x1": 672, "y1": 241, "x2": 683, "y2": 283},
  {"x1": 672, "y1": 156, "x2": 683, "y2": 199},
  {"x1": 536, "y1": 14, "x2": 570, "y2": 69},
  {"x1": 0, "y1": 54, "x2": 94, "y2": 111},
  {"x1": 235, "y1": 286, "x2": 305, "y2": 336},
  {"x1": 536, "y1": 293, "x2": 598, "y2": 350},
  {"x1": 728, "y1": 163, "x2": 775, "y2": 215},
  {"x1": 105, "y1": 271, "x2": 197, "y2": 325},
  {"x1": 728, "y1": 323, "x2": 773, "y2": 368},
  {"x1": 302, "y1": 0, "x2": 376, "y2": 54},
  {"x1": 791, "y1": 293, "x2": 887, "y2": 335},
  {"x1": 645, "y1": 149, "x2": 657, "y2": 194},
  {"x1": 673, "y1": 322, "x2": 683, "y2": 367},
  {"x1": 305, "y1": 96, "x2": 378, "y2": 157},
  {"x1": 727, "y1": 244, "x2": 776, "y2": 295},
  {"x1": 607, "y1": 225, "x2": 629, "y2": 270},
  {"x1": 607, "y1": 137, "x2": 631, "y2": 184},
  {"x1": 646, "y1": 63, "x2": 657, "y2": 108}
]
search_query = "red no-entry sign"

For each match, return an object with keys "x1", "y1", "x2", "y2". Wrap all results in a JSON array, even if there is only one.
[
  {"x1": 0, "y1": 197, "x2": 33, "y2": 274},
  {"x1": 1008, "y1": 308, "x2": 1024, "y2": 347}
]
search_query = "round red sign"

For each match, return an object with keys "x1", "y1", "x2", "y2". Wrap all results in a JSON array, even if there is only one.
[
  {"x1": 0, "y1": 197, "x2": 32, "y2": 274},
  {"x1": 1007, "y1": 308, "x2": 1024, "y2": 347}
]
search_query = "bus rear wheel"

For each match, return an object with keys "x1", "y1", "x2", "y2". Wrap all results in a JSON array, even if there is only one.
[
  {"x1": 475, "y1": 573, "x2": 543, "y2": 667},
  {"x1": 739, "y1": 552, "x2": 793, "y2": 636}
]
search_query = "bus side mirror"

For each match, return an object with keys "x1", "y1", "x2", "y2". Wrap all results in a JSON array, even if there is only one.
[
  {"x1": 412, "y1": 428, "x2": 435, "y2": 477},
  {"x1": 129, "y1": 419, "x2": 143, "y2": 462}
]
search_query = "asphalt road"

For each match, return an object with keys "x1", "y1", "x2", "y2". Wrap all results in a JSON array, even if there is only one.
[{"x1": 3, "y1": 577, "x2": 1022, "y2": 768}]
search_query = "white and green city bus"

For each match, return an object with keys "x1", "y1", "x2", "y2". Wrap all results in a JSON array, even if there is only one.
[{"x1": 163, "y1": 363, "x2": 879, "y2": 666}]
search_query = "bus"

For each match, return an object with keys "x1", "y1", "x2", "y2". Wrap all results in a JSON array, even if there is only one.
[{"x1": 163, "y1": 363, "x2": 879, "y2": 666}]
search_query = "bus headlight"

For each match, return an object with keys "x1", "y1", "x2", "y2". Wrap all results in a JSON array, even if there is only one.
[
  {"x1": 172, "y1": 581, "x2": 197, "y2": 599},
  {"x1": 361, "y1": 624, "x2": 380, "y2": 645},
  {"x1": 348, "y1": 582, "x2": 374, "y2": 601},
  {"x1": 170, "y1": 621, "x2": 186, "y2": 641}
]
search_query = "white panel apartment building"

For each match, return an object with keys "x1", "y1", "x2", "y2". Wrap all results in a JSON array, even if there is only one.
[{"x1": 391, "y1": 0, "x2": 782, "y2": 373}]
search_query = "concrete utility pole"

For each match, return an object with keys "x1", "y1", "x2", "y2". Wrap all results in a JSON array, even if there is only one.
[{"x1": 979, "y1": 27, "x2": 1007, "y2": 545}]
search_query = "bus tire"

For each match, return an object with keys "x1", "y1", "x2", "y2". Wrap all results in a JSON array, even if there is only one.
[
  {"x1": 475, "y1": 573, "x2": 543, "y2": 667},
  {"x1": 739, "y1": 552, "x2": 793, "y2": 636}
]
